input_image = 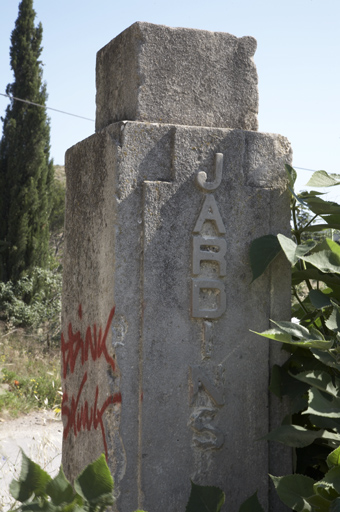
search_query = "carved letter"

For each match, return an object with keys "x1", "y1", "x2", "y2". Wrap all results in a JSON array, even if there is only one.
[
  {"x1": 192, "y1": 235, "x2": 227, "y2": 277},
  {"x1": 193, "y1": 195, "x2": 226, "y2": 235},
  {"x1": 190, "y1": 366, "x2": 224, "y2": 406},
  {"x1": 190, "y1": 408, "x2": 225, "y2": 449},
  {"x1": 196, "y1": 153, "x2": 223, "y2": 191},
  {"x1": 192, "y1": 278, "x2": 226, "y2": 319}
]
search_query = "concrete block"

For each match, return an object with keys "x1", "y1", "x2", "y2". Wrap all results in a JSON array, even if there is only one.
[
  {"x1": 62, "y1": 121, "x2": 292, "y2": 512},
  {"x1": 63, "y1": 22, "x2": 292, "y2": 512},
  {"x1": 96, "y1": 22, "x2": 258, "y2": 132}
]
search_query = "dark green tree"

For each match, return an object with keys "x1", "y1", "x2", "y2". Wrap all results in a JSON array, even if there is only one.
[{"x1": 0, "y1": 0, "x2": 54, "y2": 282}]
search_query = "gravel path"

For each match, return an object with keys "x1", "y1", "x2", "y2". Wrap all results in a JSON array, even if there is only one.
[{"x1": 0, "y1": 410, "x2": 62, "y2": 511}]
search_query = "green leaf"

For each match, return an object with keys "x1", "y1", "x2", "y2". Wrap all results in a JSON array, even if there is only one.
[
  {"x1": 292, "y1": 269, "x2": 340, "y2": 288},
  {"x1": 317, "y1": 466, "x2": 340, "y2": 494},
  {"x1": 249, "y1": 234, "x2": 282, "y2": 282},
  {"x1": 185, "y1": 481, "x2": 225, "y2": 512},
  {"x1": 322, "y1": 214, "x2": 340, "y2": 225},
  {"x1": 311, "y1": 349, "x2": 339, "y2": 370},
  {"x1": 309, "y1": 289, "x2": 332, "y2": 309},
  {"x1": 309, "y1": 414, "x2": 340, "y2": 432},
  {"x1": 85, "y1": 492, "x2": 115, "y2": 511},
  {"x1": 299, "y1": 190, "x2": 326, "y2": 198},
  {"x1": 251, "y1": 325, "x2": 332, "y2": 349},
  {"x1": 269, "y1": 363, "x2": 309, "y2": 410},
  {"x1": 303, "y1": 388, "x2": 340, "y2": 418},
  {"x1": 277, "y1": 234, "x2": 298, "y2": 265},
  {"x1": 286, "y1": 164, "x2": 297, "y2": 189},
  {"x1": 266, "y1": 320, "x2": 332, "y2": 348},
  {"x1": 300, "y1": 239, "x2": 340, "y2": 274},
  {"x1": 302, "y1": 223, "x2": 340, "y2": 233},
  {"x1": 74, "y1": 454, "x2": 114, "y2": 504},
  {"x1": 303, "y1": 196, "x2": 340, "y2": 216},
  {"x1": 270, "y1": 474, "x2": 315, "y2": 511},
  {"x1": 293, "y1": 371, "x2": 340, "y2": 398},
  {"x1": 292, "y1": 187, "x2": 310, "y2": 207},
  {"x1": 326, "y1": 303, "x2": 340, "y2": 332},
  {"x1": 330, "y1": 497, "x2": 340, "y2": 511},
  {"x1": 277, "y1": 234, "x2": 316, "y2": 266},
  {"x1": 313, "y1": 476, "x2": 340, "y2": 503},
  {"x1": 306, "y1": 492, "x2": 335, "y2": 508},
  {"x1": 250, "y1": 328, "x2": 292, "y2": 344},
  {"x1": 271, "y1": 320, "x2": 317, "y2": 339},
  {"x1": 238, "y1": 491, "x2": 265, "y2": 512},
  {"x1": 9, "y1": 450, "x2": 52, "y2": 502},
  {"x1": 306, "y1": 171, "x2": 340, "y2": 188},
  {"x1": 327, "y1": 446, "x2": 340, "y2": 469},
  {"x1": 60, "y1": 498, "x2": 84, "y2": 512},
  {"x1": 46, "y1": 466, "x2": 75, "y2": 505},
  {"x1": 263, "y1": 424, "x2": 340, "y2": 448}
]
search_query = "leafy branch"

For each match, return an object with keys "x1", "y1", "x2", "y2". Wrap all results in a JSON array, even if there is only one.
[
  {"x1": 249, "y1": 165, "x2": 340, "y2": 511},
  {"x1": 7, "y1": 452, "x2": 225, "y2": 512}
]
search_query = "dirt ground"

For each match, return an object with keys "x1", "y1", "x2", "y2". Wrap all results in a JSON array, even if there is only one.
[{"x1": 0, "y1": 410, "x2": 62, "y2": 510}]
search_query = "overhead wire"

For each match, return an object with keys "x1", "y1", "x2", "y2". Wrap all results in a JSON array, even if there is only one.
[
  {"x1": 0, "y1": 93, "x2": 335, "y2": 175},
  {"x1": 294, "y1": 167, "x2": 321, "y2": 173},
  {"x1": 0, "y1": 92, "x2": 94, "y2": 122}
]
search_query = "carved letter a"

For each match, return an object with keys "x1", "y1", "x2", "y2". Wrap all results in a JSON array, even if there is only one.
[{"x1": 193, "y1": 195, "x2": 226, "y2": 235}]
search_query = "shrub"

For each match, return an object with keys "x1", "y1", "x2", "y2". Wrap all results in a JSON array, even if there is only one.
[
  {"x1": 249, "y1": 165, "x2": 340, "y2": 511},
  {"x1": 0, "y1": 266, "x2": 62, "y2": 344}
]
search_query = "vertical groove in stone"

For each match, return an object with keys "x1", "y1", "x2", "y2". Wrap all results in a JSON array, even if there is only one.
[{"x1": 137, "y1": 183, "x2": 146, "y2": 509}]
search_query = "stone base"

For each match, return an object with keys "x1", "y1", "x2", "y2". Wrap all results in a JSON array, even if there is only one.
[{"x1": 62, "y1": 121, "x2": 292, "y2": 512}]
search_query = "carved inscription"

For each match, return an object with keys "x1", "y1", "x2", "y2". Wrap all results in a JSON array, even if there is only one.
[
  {"x1": 190, "y1": 409, "x2": 224, "y2": 450},
  {"x1": 192, "y1": 279, "x2": 227, "y2": 319},
  {"x1": 202, "y1": 320, "x2": 213, "y2": 359},
  {"x1": 196, "y1": 152, "x2": 223, "y2": 191},
  {"x1": 189, "y1": 365, "x2": 225, "y2": 449},
  {"x1": 193, "y1": 195, "x2": 226, "y2": 236},
  {"x1": 192, "y1": 153, "x2": 227, "y2": 319},
  {"x1": 192, "y1": 236, "x2": 227, "y2": 276},
  {"x1": 190, "y1": 365, "x2": 224, "y2": 406},
  {"x1": 189, "y1": 153, "x2": 226, "y2": 452}
]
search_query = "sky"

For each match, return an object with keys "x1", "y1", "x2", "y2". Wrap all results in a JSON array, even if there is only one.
[{"x1": 0, "y1": 0, "x2": 339, "y2": 198}]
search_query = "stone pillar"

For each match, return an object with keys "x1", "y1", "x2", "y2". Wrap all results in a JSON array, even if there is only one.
[{"x1": 61, "y1": 22, "x2": 292, "y2": 512}]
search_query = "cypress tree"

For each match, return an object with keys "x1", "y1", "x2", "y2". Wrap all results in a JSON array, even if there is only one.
[{"x1": 0, "y1": 0, "x2": 53, "y2": 282}]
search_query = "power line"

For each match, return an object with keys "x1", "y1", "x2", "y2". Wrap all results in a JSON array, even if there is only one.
[
  {"x1": 0, "y1": 95, "x2": 334, "y2": 174},
  {"x1": 294, "y1": 166, "x2": 320, "y2": 173},
  {"x1": 0, "y1": 92, "x2": 94, "y2": 122}
]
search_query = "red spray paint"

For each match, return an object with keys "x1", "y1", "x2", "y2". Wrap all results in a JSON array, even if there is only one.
[{"x1": 61, "y1": 305, "x2": 121, "y2": 459}]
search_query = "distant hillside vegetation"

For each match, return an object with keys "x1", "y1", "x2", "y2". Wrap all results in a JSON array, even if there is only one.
[{"x1": 54, "y1": 165, "x2": 65, "y2": 185}]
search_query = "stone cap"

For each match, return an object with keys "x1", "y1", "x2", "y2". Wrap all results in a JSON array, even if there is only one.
[{"x1": 96, "y1": 22, "x2": 258, "y2": 132}]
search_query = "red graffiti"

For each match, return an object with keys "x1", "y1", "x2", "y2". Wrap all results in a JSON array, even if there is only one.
[
  {"x1": 61, "y1": 306, "x2": 116, "y2": 379},
  {"x1": 62, "y1": 371, "x2": 122, "y2": 458}
]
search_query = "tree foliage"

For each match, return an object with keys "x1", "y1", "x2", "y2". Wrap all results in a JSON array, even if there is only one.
[
  {"x1": 8, "y1": 453, "x2": 224, "y2": 512},
  {"x1": 250, "y1": 165, "x2": 340, "y2": 511},
  {"x1": 0, "y1": 0, "x2": 54, "y2": 282}
]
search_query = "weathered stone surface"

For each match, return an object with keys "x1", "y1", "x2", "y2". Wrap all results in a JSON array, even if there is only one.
[
  {"x1": 62, "y1": 121, "x2": 292, "y2": 512},
  {"x1": 63, "y1": 22, "x2": 292, "y2": 512},
  {"x1": 96, "y1": 22, "x2": 258, "y2": 132}
]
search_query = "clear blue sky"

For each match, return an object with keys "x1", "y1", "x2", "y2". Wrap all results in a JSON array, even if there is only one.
[{"x1": 1, "y1": 0, "x2": 339, "y2": 198}]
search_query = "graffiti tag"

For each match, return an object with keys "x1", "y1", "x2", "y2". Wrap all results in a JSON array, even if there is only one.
[
  {"x1": 61, "y1": 306, "x2": 116, "y2": 379},
  {"x1": 62, "y1": 371, "x2": 122, "y2": 458}
]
